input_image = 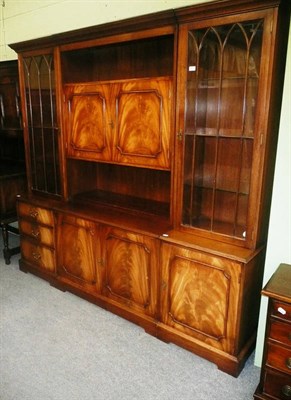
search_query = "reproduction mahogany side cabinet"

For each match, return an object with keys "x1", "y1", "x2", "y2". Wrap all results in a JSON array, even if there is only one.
[
  {"x1": 254, "y1": 264, "x2": 291, "y2": 400},
  {"x1": 9, "y1": 0, "x2": 290, "y2": 376}
]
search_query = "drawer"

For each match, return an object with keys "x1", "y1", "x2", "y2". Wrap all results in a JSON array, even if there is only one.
[
  {"x1": 264, "y1": 369, "x2": 291, "y2": 399},
  {"x1": 267, "y1": 342, "x2": 291, "y2": 373},
  {"x1": 272, "y1": 300, "x2": 291, "y2": 322},
  {"x1": 21, "y1": 238, "x2": 55, "y2": 273},
  {"x1": 270, "y1": 319, "x2": 291, "y2": 347},
  {"x1": 19, "y1": 219, "x2": 54, "y2": 248},
  {"x1": 18, "y1": 202, "x2": 54, "y2": 226}
]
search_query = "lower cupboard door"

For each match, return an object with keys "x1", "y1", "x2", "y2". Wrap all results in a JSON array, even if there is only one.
[
  {"x1": 57, "y1": 216, "x2": 99, "y2": 292},
  {"x1": 102, "y1": 228, "x2": 158, "y2": 318},
  {"x1": 160, "y1": 243, "x2": 241, "y2": 352}
]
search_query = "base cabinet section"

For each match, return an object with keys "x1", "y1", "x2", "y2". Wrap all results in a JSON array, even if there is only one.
[{"x1": 16, "y1": 198, "x2": 265, "y2": 377}]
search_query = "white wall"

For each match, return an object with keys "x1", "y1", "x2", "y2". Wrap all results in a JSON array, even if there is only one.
[{"x1": 1, "y1": 0, "x2": 290, "y2": 368}]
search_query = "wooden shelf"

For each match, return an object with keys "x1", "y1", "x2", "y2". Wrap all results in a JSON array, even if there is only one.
[{"x1": 72, "y1": 189, "x2": 170, "y2": 219}]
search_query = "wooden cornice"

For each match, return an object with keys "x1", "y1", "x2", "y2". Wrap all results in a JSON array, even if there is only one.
[
  {"x1": 9, "y1": 9, "x2": 176, "y2": 53},
  {"x1": 9, "y1": 0, "x2": 289, "y2": 53}
]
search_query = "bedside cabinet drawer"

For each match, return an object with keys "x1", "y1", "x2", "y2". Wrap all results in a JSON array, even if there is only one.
[
  {"x1": 270, "y1": 320, "x2": 291, "y2": 346},
  {"x1": 264, "y1": 369, "x2": 291, "y2": 399},
  {"x1": 18, "y1": 202, "x2": 54, "y2": 226},
  {"x1": 21, "y1": 238, "x2": 56, "y2": 273},
  {"x1": 272, "y1": 301, "x2": 291, "y2": 322},
  {"x1": 267, "y1": 342, "x2": 291, "y2": 373},
  {"x1": 19, "y1": 219, "x2": 54, "y2": 248}
]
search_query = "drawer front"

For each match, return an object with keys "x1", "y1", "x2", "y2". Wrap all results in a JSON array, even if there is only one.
[
  {"x1": 19, "y1": 219, "x2": 54, "y2": 247},
  {"x1": 267, "y1": 342, "x2": 291, "y2": 373},
  {"x1": 270, "y1": 319, "x2": 291, "y2": 346},
  {"x1": 18, "y1": 202, "x2": 54, "y2": 226},
  {"x1": 264, "y1": 369, "x2": 291, "y2": 399},
  {"x1": 272, "y1": 301, "x2": 291, "y2": 322},
  {"x1": 21, "y1": 238, "x2": 55, "y2": 273}
]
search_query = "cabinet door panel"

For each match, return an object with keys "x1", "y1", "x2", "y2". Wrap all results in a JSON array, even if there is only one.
[
  {"x1": 102, "y1": 227, "x2": 158, "y2": 317},
  {"x1": 65, "y1": 84, "x2": 112, "y2": 161},
  {"x1": 114, "y1": 78, "x2": 172, "y2": 169},
  {"x1": 160, "y1": 243, "x2": 241, "y2": 352},
  {"x1": 57, "y1": 215, "x2": 100, "y2": 291}
]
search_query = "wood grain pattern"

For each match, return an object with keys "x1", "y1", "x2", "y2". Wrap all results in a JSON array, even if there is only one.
[
  {"x1": 114, "y1": 78, "x2": 172, "y2": 169},
  {"x1": 102, "y1": 227, "x2": 158, "y2": 317},
  {"x1": 19, "y1": 219, "x2": 54, "y2": 247},
  {"x1": 21, "y1": 238, "x2": 55, "y2": 272},
  {"x1": 57, "y1": 214, "x2": 99, "y2": 290},
  {"x1": 65, "y1": 83, "x2": 112, "y2": 161},
  {"x1": 160, "y1": 242, "x2": 241, "y2": 352},
  {"x1": 18, "y1": 202, "x2": 54, "y2": 226},
  {"x1": 65, "y1": 77, "x2": 172, "y2": 169}
]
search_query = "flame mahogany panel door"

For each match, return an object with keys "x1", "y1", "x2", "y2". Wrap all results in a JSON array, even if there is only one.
[
  {"x1": 101, "y1": 226, "x2": 159, "y2": 319},
  {"x1": 160, "y1": 242, "x2": 241, "y2": 354},
  {"x1": 64, "y1": 77, "x2": 172, "y2": 170},
  {"x1": 64, "y1": 83, "x2": 113, "y2": 162},
  {"x1": 113, "y1": 77, "x2": 172, "y2": 170},
  {"x1": 56, "y1": 214, "x2": 101, "y2": 294}
]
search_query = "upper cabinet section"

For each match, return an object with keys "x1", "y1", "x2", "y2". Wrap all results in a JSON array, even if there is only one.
[
  {"x1": 9, "y1": 0, "x2": 290, "y2": 244},
  {"x1": 62, "y1": 35, "x2": 174, "y2": 170}
]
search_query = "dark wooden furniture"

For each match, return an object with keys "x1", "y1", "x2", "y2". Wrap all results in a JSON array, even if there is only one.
[
  {"x1": 254, "y1": 264, "x2": 291, "y2": 399},
  {"x1": 0, "y1": 60, "x2": 26, "y2": 264},
  {"x1": 9, "y1": 0, "x2": 290, "y2": 376}
]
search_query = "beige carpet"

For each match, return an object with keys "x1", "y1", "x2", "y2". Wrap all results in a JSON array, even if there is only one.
[{"x1": 0, "y1": 233, "x2": 260, "y2": 400}]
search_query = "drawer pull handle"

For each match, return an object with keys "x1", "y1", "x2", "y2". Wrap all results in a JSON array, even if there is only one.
[
  {"x1": 29, "y1": 209, "x2": 39, "y2": 219},
  {"x1": 282, "y1": 385, "x2": 291, "y2": 397},
  {"x1": 32, "y1": 252, "x2": 41, "y2": 261},
  {"x1": 31, "y1": 230, "x2": 40, "y2": 239},
  {"x1": 278, "y1": 306, "x2": 286, "y2": 315},
  {"x1": 286, "y1": 357, "x2": 291, "y2": 369}
]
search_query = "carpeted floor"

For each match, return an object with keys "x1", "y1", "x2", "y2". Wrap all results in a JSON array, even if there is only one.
[{"x1": 0, "y1": 232, "x2": 260, "y2": 400}]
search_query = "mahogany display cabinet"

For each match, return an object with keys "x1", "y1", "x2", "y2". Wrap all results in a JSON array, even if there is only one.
[{"x1": 9, "y1": 0, "x2": 290, "y2": 376}]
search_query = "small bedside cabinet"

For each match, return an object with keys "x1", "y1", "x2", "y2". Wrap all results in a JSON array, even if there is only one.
[{"x1": 254, "y1": 263, "x2": 291, "y2": 399}]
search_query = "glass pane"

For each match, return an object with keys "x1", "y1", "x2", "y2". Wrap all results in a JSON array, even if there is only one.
[
  {"x1": 182, "y1": 20, "x2": 263, "y2": 239},
  {"x1": 23, "y1": 54, "x2": 60, "y2": 196}
]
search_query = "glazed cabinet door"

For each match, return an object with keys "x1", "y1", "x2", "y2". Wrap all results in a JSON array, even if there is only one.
[
  {"x1": 101, "y1": 226, "x2": 159, "y2": 318},
  {"x1": 160, "y1": 242, "x2": 241, "y2": 353},
  {"x1": 56, "y1": 214, "x2": 101, "y2": 293},
  {"x1": 20, "y1": 50, "x2": 61, "y2": 197},
  {"x1": 175, "y1": 11, "x2": 273, "y2": 247}
]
